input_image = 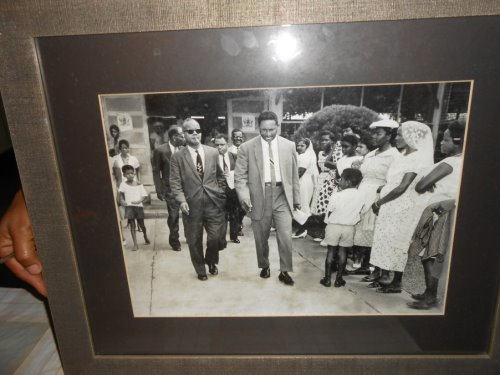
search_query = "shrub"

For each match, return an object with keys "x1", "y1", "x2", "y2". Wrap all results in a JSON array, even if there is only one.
[{"x1": 293, "y1": 105, "x2": 380, "y2": 149}]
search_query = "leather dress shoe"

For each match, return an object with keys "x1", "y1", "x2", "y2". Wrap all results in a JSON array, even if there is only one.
[
  {"x1": 198, "y1": 274, "x2": 208, "y2": 281},
  {"x1": 260, "y1": 267, "x2": 270, "y2": 278},
  {"x1": 278, "y1": 272, "x2": 294, "y2": 286},
  {"x1": 208, "y1": 264, "x2": 218, "y2": 275},
  {"x1": 231, "y1": 238, "x2": 240, "y2": 243},
  {"x1": 171, "y1": 244, "x2": 181, "y2": 251}
]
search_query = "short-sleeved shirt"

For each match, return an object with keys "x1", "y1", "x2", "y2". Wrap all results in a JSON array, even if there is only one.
[
  {"x1": 119, "y1": 182, "x2": 147, "y2": 207},
  {"x1": 113, "y1": 154, "x2": 140, "y2": 178},
  {"x1": 324, "y1": 188, "x2": 365, "y2": 225}
]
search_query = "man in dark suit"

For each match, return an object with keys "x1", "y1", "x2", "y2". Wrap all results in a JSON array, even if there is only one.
[
  {"x1": 152, "y1": 125, "x2": 185, "y2": 251},
  {"x1": 170, "y1": 119, "x2": 228, "y2": 281},
  {"x1": 213, "y1": 133, "x2": 242, "y2": 246},
  {"x1": 234, "y1": 111, "x2": 301, "y2": 286}
]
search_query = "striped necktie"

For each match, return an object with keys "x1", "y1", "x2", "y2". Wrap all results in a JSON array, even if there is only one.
[{"x1": 268, "y1": 142, "x2": 276, "y2": 187}]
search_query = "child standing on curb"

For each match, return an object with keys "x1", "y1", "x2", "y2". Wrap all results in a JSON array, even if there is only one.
[
  {"x1": 119, "y1": 164, "x2": 150, "y2": 250},
  {"x1": 320, "y1": 168, "x2": 364, "y2": 287}
]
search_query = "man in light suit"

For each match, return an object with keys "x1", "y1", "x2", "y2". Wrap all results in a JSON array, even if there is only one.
[
  {"x1": 152, "y1": 125, "x2": 185, "y2": 251},
  {"x1": 234, "y1": 111, "x2": 301, "y2": 286},
  {"x1": 170, "y1": 119, "x2": 228, "y2": 280}
]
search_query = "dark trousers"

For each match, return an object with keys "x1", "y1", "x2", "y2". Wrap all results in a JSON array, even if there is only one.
[
  {"x1": 182, "y1": 192, "x2": 225, "y2": 276},
  {"x1": 165, "y1": 194, "x2": 180, "y2": 248},
  {"x1": 226, "y1": 188, "x2": 242, "y2": 241}
]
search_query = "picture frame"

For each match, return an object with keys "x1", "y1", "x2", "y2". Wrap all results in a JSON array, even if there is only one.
[{"x1": 1, "y1": 1, "x2": 499, "y2": 374}]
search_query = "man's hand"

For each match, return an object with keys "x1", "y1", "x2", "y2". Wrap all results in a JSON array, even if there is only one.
[
  {"x1": 240, "y1": 199, "x2": 252, "y2": 213},
  {"x1": 0, "y1": 190, "x2": 47, "y2": 297},
  {"x1": 180, "y1": 202, "x2": 190, "y2": 215},
  {"x1": 436, "y1": 253, "x2": 445, "y2": 263}
]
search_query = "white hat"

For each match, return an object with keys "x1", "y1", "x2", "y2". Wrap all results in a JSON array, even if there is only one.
[{"x1": 369, "y1": 119, "x2": 399, "y2": 129}]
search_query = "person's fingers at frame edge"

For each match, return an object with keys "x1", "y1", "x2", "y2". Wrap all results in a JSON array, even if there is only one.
[{"x1": 4, "y1": 258, "x2": 48, "y2": 297}]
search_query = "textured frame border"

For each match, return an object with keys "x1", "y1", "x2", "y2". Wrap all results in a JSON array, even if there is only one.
[{"x1": 0, "y1": 1, "x2": 499, "y2": 374}]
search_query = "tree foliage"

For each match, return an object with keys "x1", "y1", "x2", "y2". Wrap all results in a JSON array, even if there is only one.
[{"x1": 293, "y1": 105, "x2": 380, "y2": 147}]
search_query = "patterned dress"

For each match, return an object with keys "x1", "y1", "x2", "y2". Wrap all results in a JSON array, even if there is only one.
[
  {"x1": 310, "y1": 142, "x2": 343, "y2": 215},
  {"x1": 370, "y1": 152, "x2": 431, "y2": 272}
]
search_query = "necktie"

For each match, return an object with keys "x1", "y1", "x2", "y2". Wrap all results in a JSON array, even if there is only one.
[
  {"x1": 268, "y1": 142, "x2": 276, "y2": 187},
  {"x1": 196, "y1": 150, "x2": 204, "y2": 179},
  {"x1": 222, "y1": 155, "x2": 228, "y2": 173}
]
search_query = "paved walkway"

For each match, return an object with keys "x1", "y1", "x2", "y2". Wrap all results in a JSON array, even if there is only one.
[{"x1": 122, "y1": 212, "x2": 446, "y2": 317}]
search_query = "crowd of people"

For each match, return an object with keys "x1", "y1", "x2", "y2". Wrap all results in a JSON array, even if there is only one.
[
  {"x1": 105, "y1": 110, "x2": 464, "y2": 311},
  {"x1": 104, "y1": 110, "x2": 464, "y2": 309},
  {"x1": 290, "y1": 118, "x2": 465, "y2": 310}
]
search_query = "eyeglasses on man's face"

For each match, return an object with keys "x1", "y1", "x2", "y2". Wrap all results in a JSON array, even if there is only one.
[{"x1": 185, "y1": 129, "x2": 201, "y2": 134}]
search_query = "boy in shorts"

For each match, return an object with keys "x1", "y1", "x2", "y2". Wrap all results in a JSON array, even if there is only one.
[
  {"x1": 119, "y1": 165, "x2": 150, "y2": 250},
  {"x1": 320, "y1": 168, "x2": 364, "y2": 287}
]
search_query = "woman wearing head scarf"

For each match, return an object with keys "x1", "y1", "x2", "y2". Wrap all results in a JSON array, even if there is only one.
[
  {"x1": 369, "y1": 121, "x2": 434, "y2": 293},
  {"x1": 292, "y1": 138, "x2": 319, "y2": 238}
]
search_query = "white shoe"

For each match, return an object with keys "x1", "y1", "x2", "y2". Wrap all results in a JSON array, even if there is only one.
[
  {"x1": 292, "y1": 230, "x2": 307, "y2": 239},
  {"x1": 270, "y1": 227, "x2": 276, "y2": 232},
  {"x1": 313, "y1": 237, "x2": 323, "y2": 242},
  {"x1": 320, "y1": 240, "x2": 327, "y2": 247}
]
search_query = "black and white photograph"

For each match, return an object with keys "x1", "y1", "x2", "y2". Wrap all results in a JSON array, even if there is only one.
[
  {"x1": 100, "y1": 81, "x2": 470, "y2": 317},
  {"x1": 3, "y1": 2, "x2": 498, "y2": 369}
]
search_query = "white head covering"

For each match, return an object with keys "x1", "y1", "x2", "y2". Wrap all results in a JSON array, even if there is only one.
[
  {"x1": 298, "y1": 138, "x2": 319, "y2": 179},
  {"x1": 400, "y1": 121, "x2": 434, "y2": 167},
  {"x1": 369, "y1": 119, "x2": 399, "y2": 129}
]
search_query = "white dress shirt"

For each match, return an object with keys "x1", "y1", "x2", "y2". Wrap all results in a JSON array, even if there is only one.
[
  {"x1": 219, "y1": 152, "x2": 234, "y2": 189},
  {"x1": 261, "y1": 137, "x2": 282, "y2": 183},
  {"x1": 228, "y1": 145, "x2": 239, "y2": 154},
  {"x1": 169, "y1": 142, "x2": 179, "y2": 154}
]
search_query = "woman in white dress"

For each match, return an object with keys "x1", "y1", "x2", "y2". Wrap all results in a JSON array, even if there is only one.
[
  {"x1": 351, "y1": 119, "x2": 401, "y2": 277},
  {"x1": 112, "y1": 139, "x2": 141, "y2": 186},
  {"x1": 292, "y1": 138, "x2": 319, "y2": 238},
  {"x1": 112, "y1": 139, "x2": 141, "y2": 232},
  {"x1": 369, "y1": 121, "x2": 434, "y2": 293}
]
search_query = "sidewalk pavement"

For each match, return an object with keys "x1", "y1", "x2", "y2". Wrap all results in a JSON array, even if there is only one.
[{"x1": 121, "y1": 207, "x2": 444, "y2": 317}]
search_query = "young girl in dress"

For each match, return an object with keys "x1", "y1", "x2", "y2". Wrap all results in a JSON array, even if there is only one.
[
  {"x1": 407, "y1": 120, "x2": 465, "y2": 308},
  {"x1": 336, "y1": 135, "x2": 363, "y2": 176}
]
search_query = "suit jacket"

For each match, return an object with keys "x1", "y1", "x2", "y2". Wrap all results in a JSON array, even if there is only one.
[
  {"x1": 234, "y1": 135, "x2": 300, "y2": 220},
  {"x1": 152, "y1": 143, "x2": 177, "y2": 198},
  {"x1": 170, "y1": 145, "x2": 228, "y2": 212}
]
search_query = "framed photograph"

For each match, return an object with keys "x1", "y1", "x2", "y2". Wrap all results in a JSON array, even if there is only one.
[{"x1": 1, "y1": 1, "x2": 499, "y2": 374}]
